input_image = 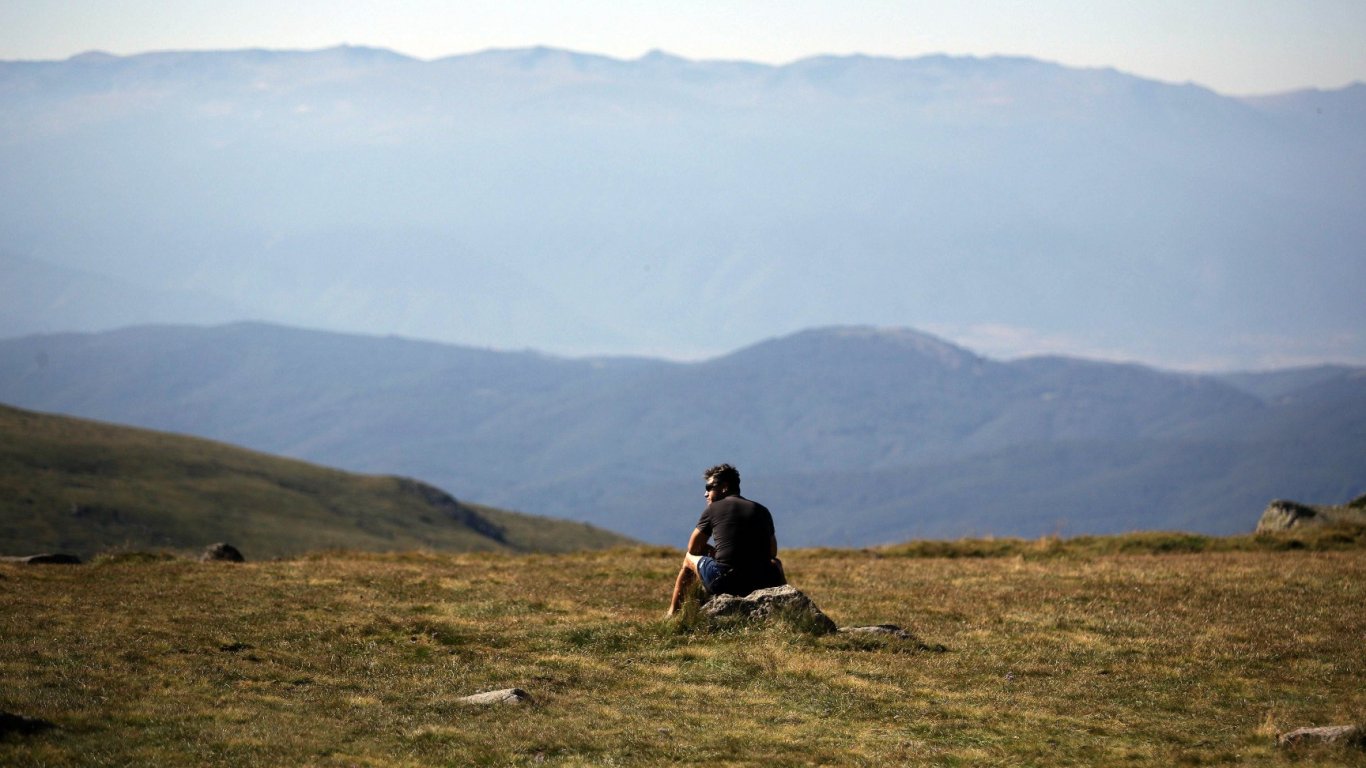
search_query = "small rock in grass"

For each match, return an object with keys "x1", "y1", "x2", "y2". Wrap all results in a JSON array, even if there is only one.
[
  {"x1": 838, "y1": 623, "x2": 948, "y2": 652},
  {"x1": 840, "y1": 624, "x2": 915, "y2": 639},
  {"x1": 458, "y1": 688, "x2": 531, "y2": 705},
  {"x1": 1277, "y1": 725, "x2": 1364, "y2": 749},
  {"x1": 200, "y1": 543, "x2": 245, "y2": 563}
]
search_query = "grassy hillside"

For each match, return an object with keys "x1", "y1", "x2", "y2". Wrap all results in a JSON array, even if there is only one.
[
  {"x1": 0, "y1": 404, "x2": 633, "y2": 559},
  {"x1": 1, "y1": 538, "x2": 1362, "y2": 766}
]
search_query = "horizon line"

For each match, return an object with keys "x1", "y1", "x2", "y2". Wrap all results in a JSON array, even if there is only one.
[{"x1": 6, "y1": 43, "x2": 1361, "y2": 98}]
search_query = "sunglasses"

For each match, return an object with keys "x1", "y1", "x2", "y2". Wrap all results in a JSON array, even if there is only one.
[{"x1": 705, "y1": 482, "x2": 717, "y2": 492}]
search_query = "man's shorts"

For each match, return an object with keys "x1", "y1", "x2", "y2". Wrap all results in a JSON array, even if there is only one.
[{"x1": 696, "y1": 556, "x2": 732, "y2": 593}]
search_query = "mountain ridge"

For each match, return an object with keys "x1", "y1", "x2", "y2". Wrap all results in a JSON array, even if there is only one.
[
  {"x1": 27, "y1": 45, "x2": 1364, "y2": 99},
  {"x1": 2, "y1": 322, "x2": 1360, "y2": 546},
  {"x1": 2, "y1": 46, "x2": 1362, "y2": 368}
]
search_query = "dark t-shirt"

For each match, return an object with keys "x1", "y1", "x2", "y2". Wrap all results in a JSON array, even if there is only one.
[{"x1": 696, "y1": 495, "x2": 775, "y2": 569}]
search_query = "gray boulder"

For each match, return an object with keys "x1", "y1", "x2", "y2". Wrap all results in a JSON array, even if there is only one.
[
  {"x1": 1256, "y1": 498, "x2": 1366, "y2": 533},
  {"x1": 702, "y1": 585, "x2": 838, "y2": 635},
  {"x1": 1257, "y1": 500, "x2": 1319, "y2": 532}
]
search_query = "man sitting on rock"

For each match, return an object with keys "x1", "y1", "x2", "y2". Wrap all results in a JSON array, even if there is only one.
[{"x1": 667, "y1": 463, "x2": 786, "y2": 616}]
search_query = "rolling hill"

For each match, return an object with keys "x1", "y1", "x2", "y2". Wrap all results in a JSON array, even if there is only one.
[
  {"x1": 0, "y1": 403, "x2": 633, "y2": 559},
  {"x1": 2, "y1": 323, "x2": 1362, "y2": 545}
]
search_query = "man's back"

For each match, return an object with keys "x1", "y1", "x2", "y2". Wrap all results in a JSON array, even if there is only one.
[{"x1": 697, "y1": 495, "x2": 774, "y2": 569}]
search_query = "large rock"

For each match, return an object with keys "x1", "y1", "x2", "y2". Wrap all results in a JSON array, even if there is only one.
[
  {"x1": 1257, "y1": 498, "x2": 1366, "y2": 533},
  {"x1": 702, "y1": 585, "x2": 838, "y2": 635},
  {"x1": 1257, "y1": 500, "x2": 1318, "y2": 531}
]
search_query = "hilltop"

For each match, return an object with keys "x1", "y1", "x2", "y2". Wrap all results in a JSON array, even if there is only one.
[{"x1": 0, "y1": 404, "x2": 632, "y2": 559}]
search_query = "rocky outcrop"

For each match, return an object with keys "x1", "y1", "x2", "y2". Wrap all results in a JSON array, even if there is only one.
[
  {"x1": 1257, "y1": 500, "x2": 1319, "y2": 531},
  {"x1": 394, "y1": 478, "x2": 507, "y2": 544},
  {"x1": 1257, "y1": 498, "x2": 1366, "y2": 533},
  {"x1": 200, "y1": 543, "x2": 245, "y2": 562}
]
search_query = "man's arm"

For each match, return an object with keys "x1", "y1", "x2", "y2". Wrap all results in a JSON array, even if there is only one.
[
  {"x1": 769, "y1": 532, "x2": 778, "y2": 559},
  {"x1": 687, "y1": 527, "x2": 711, "y2": 557}
]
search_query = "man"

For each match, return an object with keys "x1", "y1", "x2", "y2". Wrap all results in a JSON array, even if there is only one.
[{"x1": 667, "y1": 463, "x2": 786, "y2": 616}]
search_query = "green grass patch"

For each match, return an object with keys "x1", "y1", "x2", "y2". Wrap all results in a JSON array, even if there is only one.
[
  {"x1": 876, "y1": 525, "x2": 1366, "y2": 559},
  {"x1": 0, "y1": 404, "x2": 634, "y2": 559}
]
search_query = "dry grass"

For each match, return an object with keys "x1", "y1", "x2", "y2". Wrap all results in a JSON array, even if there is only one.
[{"x1": 2, "y1": 542, "x2": 1363, "y2": 766}]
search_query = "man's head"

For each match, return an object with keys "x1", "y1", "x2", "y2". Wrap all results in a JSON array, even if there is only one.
[{"x1": 703, "y1": 463, "x2": 740, "y2": 501}]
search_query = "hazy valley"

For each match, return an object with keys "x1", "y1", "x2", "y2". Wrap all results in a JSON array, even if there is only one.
[{"x1": 2, "y1": 46, "x2": 1364, "y2": 368}]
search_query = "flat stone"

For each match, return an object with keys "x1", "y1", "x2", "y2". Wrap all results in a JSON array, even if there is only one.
[
  {"x1": 0, "y1": 553, "x2": 81, "y2": 565},
  {"x1": 840, "y1": 624, "x2": 915, "y2": 639},
  {"x1": 1278, "y1": 725, "x2": 1364, "y2": 748},
  {"x1": 458, "y1": 688, "x2": 531, "y2": 705}
]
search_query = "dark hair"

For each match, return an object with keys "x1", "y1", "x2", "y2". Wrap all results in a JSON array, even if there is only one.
[{"x1": 704, "y1": 463, "x2": 740, "y2": 491}]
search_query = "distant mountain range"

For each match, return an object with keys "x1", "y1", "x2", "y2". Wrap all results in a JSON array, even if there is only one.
[
  {"x1": 1, "y1": 323, "x2": 1361, "y2": 545},
  {"x1": 2, "y1": 46, "x2": 1363, "y2": 368}
]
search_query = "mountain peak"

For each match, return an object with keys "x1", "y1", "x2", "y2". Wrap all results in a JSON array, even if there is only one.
[
  {"x1": 639, "y1": 49, "x2": 687, "y2": 64},
  {"x1": 807, "y1": 323, "x2": 974, "y2": 349},
  {"x1": 67, "y1": 50, "x2": 121, "y2": 63},
  {"x1": 724, "y1": 325, "x2": 985, "y2": 373}
]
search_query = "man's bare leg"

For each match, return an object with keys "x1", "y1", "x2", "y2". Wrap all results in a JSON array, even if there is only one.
[{"x1": 667, "y1": 553, "x2": 703, "y2": 616}]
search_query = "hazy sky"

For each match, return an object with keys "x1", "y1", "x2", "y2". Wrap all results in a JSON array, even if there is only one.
[{"x1": 2, "y1": 0, "x2": 1364, "y2": 95}]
